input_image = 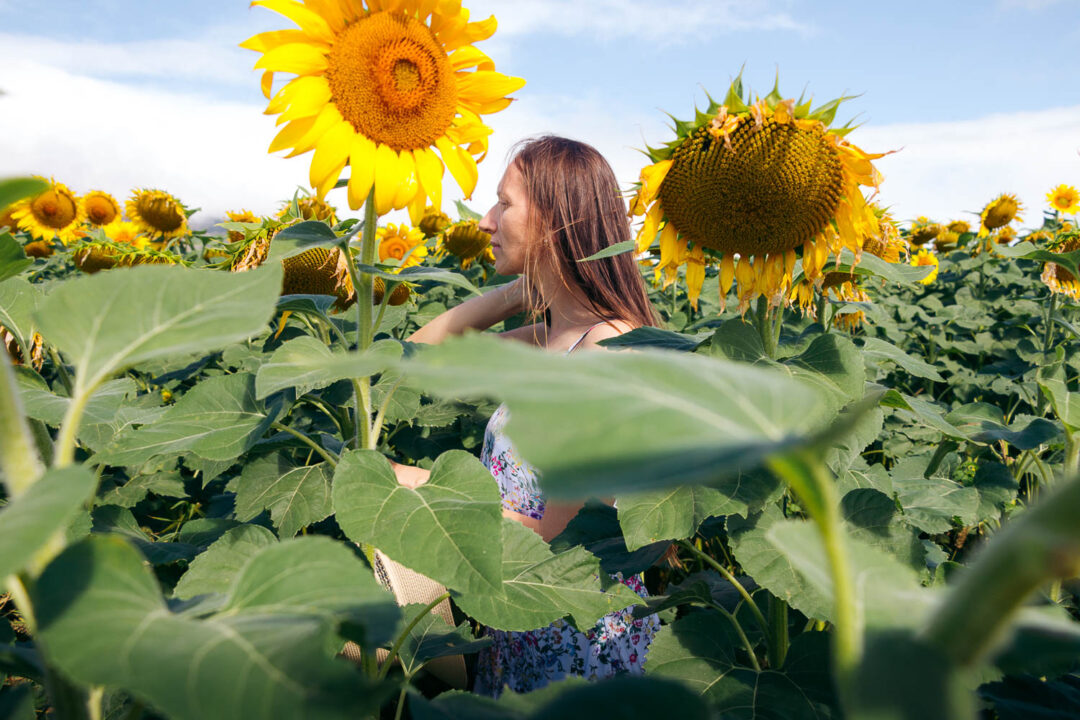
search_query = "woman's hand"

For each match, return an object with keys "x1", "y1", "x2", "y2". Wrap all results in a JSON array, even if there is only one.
[{"x1": 389, "y1": 460, "x2": 430, "y2": 488}]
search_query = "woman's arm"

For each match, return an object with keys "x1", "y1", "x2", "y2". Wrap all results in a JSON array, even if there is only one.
[{"x1": 407, "y1": 278, "x2": 530, "y2": 345}]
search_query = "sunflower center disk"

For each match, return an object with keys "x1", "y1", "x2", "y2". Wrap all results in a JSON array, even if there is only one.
[
  {"x1": 658, "y1": 122, "x2": 845, "y2": 256},
  {"x1": 139, "y1": 198, "x2": 184, "y2": 232},
  {"x1": 327, "y1": 12, "x2": 457, "y2": 151},
  {"x1": 32, "y1": 191, "x2": 77, "y2": 229},
  {"x1": 985, "y1": 199, "x2": 1017, "y2": 229}
]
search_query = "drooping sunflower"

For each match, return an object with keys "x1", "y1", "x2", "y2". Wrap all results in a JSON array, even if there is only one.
[
  {"x1": 630, "y1": 75, "x2": 887, "y2": 313},
  {"x1": 908, "y1": 217, "x2": 943, "y2": 247},
  {"x1": 277, "y1": 195, "x2": 338, "y2": 225},
  {"x1": 862, "y1": 204, "x2": 906, "y2": 264},
  {"x1": 376, "y1": 222, "x2": 427, "y2": 269},
  {"x1": 824, "y1": 274, "x2": 871, "y2": 331},
  {"x1": 1042, "y1": 236, "x2": 1080, "y2": 300},
  {"x1": 418, "y1": 206, "x2": 452, "y2": 238},
  {"x1": 436, "y1": 218, "x2": 491, "y2": 268},
  {"x1": 1047, "y1": 184, "x2": 1080, "y2": 215},
  {"x1": 910, "y1": 248, "x2": 939, "y2": 285},
  {"x1": 72, "y1": 241, "x2": 182, "y2": 274},
  {"x1": 243, "y1": 0, "x2": 525, "y2": 219},
  {"x1": 946, "y1": 220, "x2": 970, "y2": 235},
  {"x1": 978, "y1": 193, "x2": 1023, "y2": 238},
  {"x1": 82, "y1": 190, "x2": 122, "y2": 227},
  {"x1": 0, "y1": 205, "x2": 18, "y2": 231},
  {"x1": 225, "y1": 209, "x2": 261, "y2": 242},
  {"x1": 10, "y1": 179, "x2": 85, "y2": 244},
  {"x1": 232, "y1": 226, "x2": 357, "y2": 311},
  {"x1": 126, "y1": 189, "x2": 189, "y2": 240}
]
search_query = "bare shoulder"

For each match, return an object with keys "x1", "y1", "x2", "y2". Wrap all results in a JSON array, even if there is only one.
[
  {"x1": 498, "y1": 322, "x2": 545, "y2": 346},
  {"x1": 579, "y1": 319, "x2": 637, "y2": 350}
]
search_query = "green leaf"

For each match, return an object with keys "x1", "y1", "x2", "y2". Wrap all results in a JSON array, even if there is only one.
[
  {"x1": 255, "y1": 336, "x2": 401, "y2": 400},
  {"x1": 841, "y1": 488, "x2": 926, "y2": 570},
  {"x1": 454, "y1": 200, "x2": 481, "y2": 221},
  {"x1": 596, "y1": 326, "x2": 710, "y2": 352},
  {"x1": 0, "y1": 177, "x2": 48, "y2": 212},
  {"x1": 530, "y1": 676, "x2": 712, "y2": 720},
  {"x1": 576, "y1": 240, "x2": 634, "y2": 263},
  {"x1": 0, "y1": 466, "x2": 96, "y2": 582},
  {"x1": 35, "y1": 264, "x2": 282, "y2": 393},
  {"x1": 879, "y1": 388, "x2": 964, "y2": 439},
  {"x1": 998, "y1": 240, "x2": 1080, "y2": 279},
  {"x1": 971, "y1": 462, "x2": 1019, "y2": 525},
  {"x1": 860, "y1": 337, "x2": 944, "y2": 382},
  {"x1": 265, "y1": 220, "x2": 346, "y2": 262},
  {"x1": 1037, "y1": 356, "x2": 1080, "y2": 432},
  {"x1": 779, "y1": 333, "x2": 865, "y2": 408},
  {"x1": 172, "y1": 524, "x2": 277, "y2": 600},
  {"x1": 644, "y1": 611, "x2": 829, "y2": 717},
  {"x1": 827, "y1": 248, "x2": 936, "y2": 285},
  {"x1": 91, "y1": 505, "x2": 199, "y2": 565},
  {"x1": 100, "y1": 466, "x2": 187, "y2": 508},
  {"x1": 36, "y1": 535, "x2": 396, "y2": 720},
  {"x1": 707, "y1": 319, "x2": 767, "y2": 362},
  {"x1": 401, "y1": 335, "x2": 828, "y2": 497},
  {"x1": 0, "y1": 278, "x2": 43, "y2": 356},
  {"x1": 891, "y1": 456, "x2": 979, "y2": 534},
  {"x1": 17, "y1": 375, "x2": 135, "y2": 429},
  {"x1": 616, "y1": 484, "x2": 744, "y2": 551},
  {"x1": 395, "y1": 606, "x2": 492, "y2": 677},
  {"x1": 549, "y1": 500, "x2": 669, "y2": 576},
  {"x1": 356, "y1": 264, "x2": 481, "y2": 297},
  {"x1": 95, "y1": 373, "x2": 275, "y2": 466},
  {"x1": 979, "y1": 674, "x2": 1080, "y2": 720},
  {"x1": 0, "y1": 685, "x2": 35, "y2": 720},
  {"x1": 231, "y1": 455, "x2": 333, "y2": 537},
  {"x1": 0, "y1": 233, "x2": 32, "y2": 283},
  {"x1": 332, "y1": 449, "x2": 503, "y2": 596},
  {"x1": 454, "y1": 519, "x2": 645, "y2": 632}
]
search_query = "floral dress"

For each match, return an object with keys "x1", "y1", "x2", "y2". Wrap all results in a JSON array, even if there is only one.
[{"x1": 473, "y1": 328, "x2": 661, "y2": 697}]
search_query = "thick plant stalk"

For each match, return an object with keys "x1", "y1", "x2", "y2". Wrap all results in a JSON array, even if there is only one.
[
  {"x1": 920, "y1": 474, "x2": 1080, "y2": 666},
  {"x1": 341, "y1": 189, "x2": 380, "y2": 450},
  {"x1": 0, "y1": 351, "x2": 44, "y2": 496}
]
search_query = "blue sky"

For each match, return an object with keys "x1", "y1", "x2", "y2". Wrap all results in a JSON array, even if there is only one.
[{"x1": 1, "y1": 0, "x2": 1078, "y2": 225}]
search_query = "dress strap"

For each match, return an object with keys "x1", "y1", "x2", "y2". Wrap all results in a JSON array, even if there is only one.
[{"x1": 566, "y1": 320, "x2": 611, "y2": 355}]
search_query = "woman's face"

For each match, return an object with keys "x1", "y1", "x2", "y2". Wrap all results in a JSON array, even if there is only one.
[{"x1": 480, "y1": 162, "x2": 532, "y2": 276}]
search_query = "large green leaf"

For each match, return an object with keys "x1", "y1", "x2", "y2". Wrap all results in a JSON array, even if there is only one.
[
  {"x1": 879, "y1": 388, "x2": 964, "y2": 438},
  {"x1": 0, "y1": 466, "x2": 96, "y2": 582},
  {"x1": 840, "y1": 488, "x2": 926, "y2": 570},
  {"x1": 454, "y1": 519, "x2": 645, "y2": 632},
  {"x1": 945, "y1": 403, "x2": 1061, "y2": 449},
  {"x1": 778, "y1": 333, "x2": 865, "y2": 408},
  {"x1": 394, "y1": 605, "x2": 492, "y2": 677},
  {"x1": 644, "y1": 611, "x2": 831, "y2": 718},
  {"x1": 0, "y1": 278, "x2": 43, "y2": 358},
  {"x1": 95, "y1": 373, "x2": 275, "y2": 466},
  {"x1": 35, "y1": 264, "x2": 281, "y2": 393},
  {"x1": 1037, "y1": 356, "x2": 1080, "y2": 432},
  {"x1": 597, "y1": 326, "x2": 710, "y2": 352},
  {"x1": 36, "y1": 535, "x2": 396, "y2": 720},
  {"x1": 979, "y1": 674, "x2": 1080, "y2": 720},
  {"x1": 357, "y1": 264, "x2": 481, "y2": 297},
  {"x1": 0, "y1": 177, "x2": 48, "y2": 212},
  {"x1": 230, "y1": 455, "x2": 333, "y2": 537},
  {"x1": 550, "y1": 501, "x2": 669, "y2": 576},
  {"x1": 998, "y1": 241, "x2": 1080, "y2": 279},
  {"x1": 860, "y1": 337, "x2": 944, "y2": 382},
  {"x1": 254, "y1": 336, "x2": 401, "y2": 400},
  {"x1": 17, "y1": 374, "x2": 135, "y2": 429},
  {"x1": 172, "y1": 524, "x2": 277, "y2": 600},
  {"x1": 266, "y1": 220, "x2": 353, "y2": 261},
  {"x1": 616, "y1": 484, "x2": 743, "y2": 551},
  {"x1": 332, "y1": 449, "x2": 503, "y2": 596},
  {"x1": 400, "y1": 335, "x2": 827, "y2": 497},
  {"x1": 890, "y1": 455, "x2": 979, "y2": 534},
  {"x1": 0, "y1": 233, "x2": 31, "y2": 283}
]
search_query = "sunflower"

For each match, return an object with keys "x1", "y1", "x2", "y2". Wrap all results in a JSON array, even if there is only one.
[
  {"x1": 418, "y1": 206, "x2": 451, "y2": 238},
  {"x1": 232, "y1": 227, "x2": 356, "y2": 311},
  {"x1": 1047, "y1": 184, "x2": 1080, "y2": 215},
  {"x1": 910, "y1": 248, "x2": 939, "y2": 285},
  {"x1": 2, "y1": 326, "x2": 44, "y2": 371},
  {"x1": 225, "y1": 209, "x2": 261, "y2": 242},
  {"x1": 822, "y1": 275, "x2": 870, "y2": 331},
  {"x1": 0, "y1": 205, "x2": 17, "y2": 230},
  {"x1": 935, "y1": 230, "x2": 960, "y2": 253},
  {"x1": 630, "y1": 75, "x2": 887, "y2": 313},
  {"x1": 243, "y1": 0, "x2": 525, "y2": 220},
  {"x1": 978, "y1": 193, "x2": 1023, "y2": 238},
  {"x1": 908, "y1": 217, "x2": 942, "y2": 247},
  {"x1": 23, "y1": 241, "x2": 55, "y2": 258},
  {"x1": 72, "y1": 241, "x2": 182, "y2": 274},
  {"x1": 277, "y1": 195, "x2": 338, "y2": 225},
  {"x1": 995, "y1": 225, "x2": 1017, "y2": 245},
  {"x1": 82, "y1": 190, "x2": 122, "y2": 227},
  {"x1": 436, "y1": 218, "x2": 491, "y2": 268},
  {"x1": 1041, "y1": 236, "x2": 1080, "y2": 300},
  {"x1": 105, "y1": 220, "x2": 157, "y2": 250},
  {"x1": 947, "y1": 220, "x2": 970, "y2": 235},
  {"x1": 10, "y1": 179, "x2": 85, "y2": 244},
  {"x1": 126, "y1": 189, "x2": 189, "y2": 239},
  {"x1": 862, "y1": 205, "x2": 906, "y2": 263},
  {"x1": 376, "y1": 222, "x2": 427, "y2": 268}
]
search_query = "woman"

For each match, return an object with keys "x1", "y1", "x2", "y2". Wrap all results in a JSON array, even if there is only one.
[{"x1": 390, "y1": 136, "x2": 661, "y2": 697}]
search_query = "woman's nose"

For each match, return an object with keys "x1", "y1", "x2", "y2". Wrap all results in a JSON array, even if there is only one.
[{"x1": 479, "y1": 207, "x2": 496, "y2": 235}]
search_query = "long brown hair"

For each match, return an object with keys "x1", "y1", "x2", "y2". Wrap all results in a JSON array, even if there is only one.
[{"x1": 510, "y1": 136, "x2": 660, "y2": 328}]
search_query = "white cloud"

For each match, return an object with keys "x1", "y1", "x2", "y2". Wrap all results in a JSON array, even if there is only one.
[
  {"x1": 0, "y1": 32, "x2": 255, "y2": 88},
  {"x1": 2, "y1": 47, "x2": 1077, "y2": 235},
  {"x1": 468, "y1": 0, "x2": 811, "y2": 40},
  {"x1": 858, "y1": 106, "x2": 1080, "y2": 224}
]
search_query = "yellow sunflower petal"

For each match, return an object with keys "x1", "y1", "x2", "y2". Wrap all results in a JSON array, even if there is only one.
[
  {"x1": 310, "y1": 120, "x2": 354, "y2": 197},
  {"x1": 251, "y1": 0, "x2": 336, "y2": 44},
  {"x1": 278, "y1": 76, "x2": 333, "y2": 123},
  {"x1": 636, "y1": 203, "x2": 662, "y2": 254},
  {"x1": 686, "y1": 245, "x2": 705, "y2": 311},
  {"x1": 254, "y1": 42, "x2": 329, "y2": 76},
  {"x1": 269, "y1": 116, "x2": 317, "y2": 153},
  {"x1": 436, "y1": 136, "x2": 478, "y2": 198},
  {"x1": 449, "y1": 45, "x2": 495, "y2": 72},
  {"x1": 392, "y1": 151, "x2": 419, "y2": 210},
  {"x1": 374, "y1": 145, "x2": 404, "y2": 215},
  {"x1": 348, "y1": 133, "x2": 377, "y2": 209},
  {"x1": 286, "y1": 103, "x2": 343, "y2": 157},
  {"x1": 456, "y1": 71, "x2": 525, "y2": 105},
  {"x1": 413, "y1": 146, "x2": 445, "y2": 211},
  {"x1": 240, "y1": 28, "x2": 309, "y2": 52}
]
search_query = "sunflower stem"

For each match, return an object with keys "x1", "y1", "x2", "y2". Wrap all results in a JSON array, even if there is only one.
[
  {"x1": 343, "y1": 189, "x2": 380, "y2": 451},
  {"x1": 270, "y1": 421, "x2": 338, "y2": 468},
  {"x1": 815, "y1": 290, "x2": 829, "y2": 333},
  {"x1": 756, "y1": 297, "x2": 776, "y2": 359},
  {"x1": 0, "y1": 351, "x2": 44, "y2": 497}
]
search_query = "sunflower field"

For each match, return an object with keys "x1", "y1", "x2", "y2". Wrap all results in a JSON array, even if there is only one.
[{"x1": 4, "y1": 2, "x2": 1080, "y2": 720}]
